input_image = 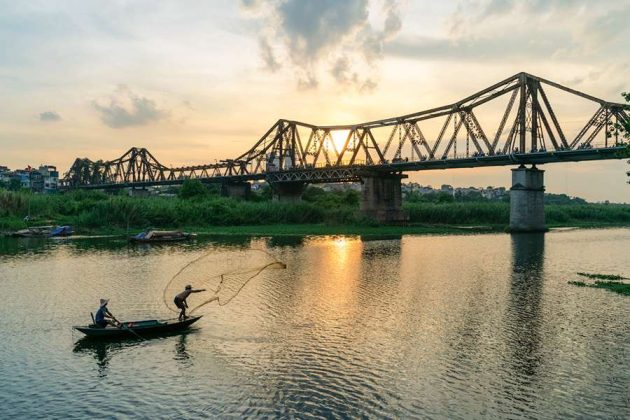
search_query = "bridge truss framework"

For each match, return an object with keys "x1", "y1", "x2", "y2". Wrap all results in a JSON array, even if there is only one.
[{"x1": 62, "y1": 72, "x2": 629, "y2": 189}]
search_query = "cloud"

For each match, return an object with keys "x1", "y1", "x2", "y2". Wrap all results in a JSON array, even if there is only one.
[
  {"x1": 240, "y1": 0, "x2": 262, "y2": 10},
  {"x1": 447, "y1": 0, "x2": 629, "y2": 47},
  {"x1": 241, "y1": 0, "x2": 403, "y2": 91},
  {"x1": 449, "y1": 0, "x2": 586, "y2": 33},
  {"x1": 390, "y1": 0, "x2": 630, "y2": 67},
  {"x1": 39, "y1": 111, "x2": 61, "y2": 122},
  {"x1": 330, "y1": 56, "x2": 377, "y2": 92},
  {"x1": 92, "y1": 85, "x2": 169, "y2": 129},
  {"x1": 259, "y1": 36, "x2": 280, "y2": 72}
]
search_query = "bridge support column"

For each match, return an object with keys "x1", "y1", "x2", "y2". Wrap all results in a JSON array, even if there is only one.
[
  {"x1": 271, "y1": 182, "x2": 306, "y2": 202},
  {"x1": 360, "y1": 172, "x2": 409, "y2": 224},
  {"x1": 221, "y1": 182, "x2": 251, "y2": 200},
  {"x1": 509, "y1": 165, "x2": 547, "y2": 232}
]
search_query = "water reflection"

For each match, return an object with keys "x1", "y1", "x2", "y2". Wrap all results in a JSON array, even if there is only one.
[
  {"x1": 201, "y1": 235, "x2": 254, "y2": 248},
  {"x1": 503, "y1": 233, "x2": 546, "y2": 407},
  {"x1": 265, "y1": 235, "x2": 304, "y2": 248},
  {"x1": 3, "y1": 230, "x2": 628, "y2": 418},
  {"x1": 174, "y1": 332, "x2": 192, "y2": 363},
  {"x1": 0, "y1": 237, "x2": 51, "y2": 256},
  {"x1": 0, "y1": 235, "x2": 258, "y2": 260},
  {"x1": 73, "y1": 339, "x2": 142, "y2": 377},
  {"x1": 73, "y1": 330, "x2": 197, "y2": 376},
  {"x1": 360, "y1": 234, "x2": 402, "y2": 242}
]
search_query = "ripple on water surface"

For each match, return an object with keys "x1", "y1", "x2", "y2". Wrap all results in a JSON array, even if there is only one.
[{"x1": 0, "y1": 231, "x2": 629, "y2": 418}]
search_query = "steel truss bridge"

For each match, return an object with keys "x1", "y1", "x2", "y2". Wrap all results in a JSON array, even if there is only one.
[{"x1": 62, "y1": 73, "x2": 629, "y2": 189}]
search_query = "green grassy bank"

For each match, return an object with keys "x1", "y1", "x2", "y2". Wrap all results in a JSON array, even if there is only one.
[{"x1": 1, "y1": 187, "x2": 629, "y2": 236}]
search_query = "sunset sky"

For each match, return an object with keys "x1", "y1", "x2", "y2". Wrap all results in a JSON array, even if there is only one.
[{"x1": 1, "y1": 0, "x2": 629, "y2": 202}]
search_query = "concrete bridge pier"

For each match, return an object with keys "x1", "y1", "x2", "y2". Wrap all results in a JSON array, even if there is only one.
[
  {"x1": 271, "y1": 182, "x2": 306, "y2": 202},
  {"x1": 360, "y1": 172, "x2": 409, "y2": 224},
  {"x1": 509, "y1": 165, "x2": 547, "y2": 232},
  {"x1": 221, "y1": 182, "x2": 251, "y2": 200}
]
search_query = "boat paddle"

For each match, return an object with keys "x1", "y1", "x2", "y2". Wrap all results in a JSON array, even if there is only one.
[{"x1": 113, "y1": 317, "x2": 146, "y2": 341}]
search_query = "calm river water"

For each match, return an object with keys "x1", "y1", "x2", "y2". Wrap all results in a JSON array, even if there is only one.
[{"x1": 0, "y1": 229, "x2": 628, "y2": 419}]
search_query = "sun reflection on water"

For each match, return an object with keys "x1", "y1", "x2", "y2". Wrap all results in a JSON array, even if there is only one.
[{"x1": 311, "y1": 236, "x2": 363, "y2": 323}]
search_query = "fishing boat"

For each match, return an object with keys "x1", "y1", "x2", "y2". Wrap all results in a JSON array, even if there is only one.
[
  {"x1": 73, "y1": 315, "x2": 202, "y2": 339},
  {"x1": 129, "y1": 230, "x2": 196, "y2": 243}
]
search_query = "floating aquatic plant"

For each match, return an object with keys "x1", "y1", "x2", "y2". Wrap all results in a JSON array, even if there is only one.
[
  {"x1": 569, "y1": 279, "x2": 630, "y2": 296},
  {"x1": 576, "y1": 272, "x2": 629, "y2": 281}
]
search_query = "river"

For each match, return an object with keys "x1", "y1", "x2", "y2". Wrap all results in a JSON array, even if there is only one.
[{"x1": 0, "y1": 229, "x2": 628, "y2": 418}]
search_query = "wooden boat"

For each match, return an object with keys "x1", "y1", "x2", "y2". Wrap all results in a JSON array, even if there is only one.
[
  {"x1": 129, "y1": 230, "x2": 196, "y2": 243},
  {"x1": 10, "y1": 225, "x2": 53, "y2": 237},
  {"x1": 9, "y1": 225, "x2": 73, "y2": 238},
  {"x1": 73, "y1": 315, "x2": 202, "y2": 339}
]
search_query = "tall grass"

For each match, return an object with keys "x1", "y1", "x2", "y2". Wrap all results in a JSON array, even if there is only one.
[
  {"x1": 0, "y1": 190, "x2": 354, "y2": 230},
  {"x1": 404, "y1": 202, "x2": 509, "y2": 225},
  {"x1": 1, "y1": 189, "x2": 629, "y2": 232}
]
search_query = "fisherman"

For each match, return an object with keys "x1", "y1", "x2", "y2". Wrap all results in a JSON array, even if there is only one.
[
  {"x1": 94, "y1": 299, "x2": 120, "y2": 328},
  {"x1": 174, "y1": 285, "x2": 206, "y2": 321}
]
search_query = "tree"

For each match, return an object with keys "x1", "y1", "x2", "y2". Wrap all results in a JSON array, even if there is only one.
[
  {"x1": 178, "y1": 179, "x2": 208, "y2": 199},
  {"x1": 8, "y1": 178, "x2": 22, "y2": 191},
  {"x1": 621, "y1": 92, "x2": 630, "y2": 135},
  {"x1": 621, "y1": 93, "x2": 630, "y2": 182}
]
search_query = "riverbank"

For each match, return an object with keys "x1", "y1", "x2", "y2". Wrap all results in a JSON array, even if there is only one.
[{"x1": 1, "y1": 189, "x2": 629, "y2": 236}]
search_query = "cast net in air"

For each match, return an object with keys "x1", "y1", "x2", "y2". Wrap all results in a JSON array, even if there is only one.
[{"x1": 162, "y1": 249, "x2": 286, "y2": 315}]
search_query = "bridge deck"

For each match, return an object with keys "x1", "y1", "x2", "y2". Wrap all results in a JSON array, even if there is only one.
[{"x1": 75, "y1": 146, "x2": 626, "y2": 189}]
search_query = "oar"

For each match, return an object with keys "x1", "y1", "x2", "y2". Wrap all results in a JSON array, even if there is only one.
[{"x1": 113, "y1": 317, "x2": 146, "y2": 341}]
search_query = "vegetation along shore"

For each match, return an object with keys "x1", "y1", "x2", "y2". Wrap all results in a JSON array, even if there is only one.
[{"x1": 1, "y1": 181, "x2": 629, "y2": 236}]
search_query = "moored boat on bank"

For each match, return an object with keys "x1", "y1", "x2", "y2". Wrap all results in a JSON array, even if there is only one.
[
  {"x1": 129, "y1": 230, "x2": 196, "y2": 243},
  {"x1": 49, "y1": 225, "x2": 73, "y2": 237},
  {"x1": 9, "y1": 225, "x2": 74, "y2": 238},
  {"x1": 10, "y1": 225, "x2": 54, "y2": 237}
]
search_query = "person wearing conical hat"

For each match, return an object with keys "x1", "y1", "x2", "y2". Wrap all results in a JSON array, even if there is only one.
[
  {"x1": 94, "y1": 298, "x2": 120, "y2": 328},
  {"x1": 174, "y1": 285, "x2": 206, "y2": 321}
]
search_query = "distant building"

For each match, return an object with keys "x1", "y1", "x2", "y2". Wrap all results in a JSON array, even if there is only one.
[
  {"x1": 457, "y1": 187, "x2": 479, "y2": 196},
  {"x1": 37, "y1": 165, "x2": 59, "y2": 192},
  {"x1": 0, "y1": 165, "x2": 59, "y2": 192},
  {"x1": 13, "y1": 169, "x2": 32, "y2": 189},
  {"x1": 321, "y1": 183, "x2": 360, "y2": 192},
  {"x1": 482, "y1": 186, "x2": 506, "y2": 200},
  {"x1": 30, "y1": 170, "x2": 44, "y2": 192},
  {"x1": 403, "y1": 182, "x2": 510, "y2": 201},
  {"x1": 0, "y1": 166, "x2": 11, "y2": 185}
]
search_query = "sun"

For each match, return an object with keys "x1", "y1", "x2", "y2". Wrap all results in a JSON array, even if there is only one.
[{"x1": 328, "y1": 129, "x2": 350, "y2": 154}]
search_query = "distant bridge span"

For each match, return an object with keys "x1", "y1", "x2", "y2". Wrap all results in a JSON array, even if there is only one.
[
  {"x1": 62, "y1": 72, "x2": 629, "y2": 229},
  {"x1": 63, "y1": 72, "x2": 629, "y2": 188}
]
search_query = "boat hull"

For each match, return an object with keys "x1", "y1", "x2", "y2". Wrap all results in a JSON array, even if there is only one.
[
  {"x1": 73, "y1": 316, "x2": 202, "y2": 339},
  {"x1": 9, "y1": 225, "x2": 73, "y2": 238},
  {"x1": 129, "y1": 231, "x2": 196, "y2": 243},
  {"x1": 10, "y1": 226, "x2": 53, "y2": 237}
]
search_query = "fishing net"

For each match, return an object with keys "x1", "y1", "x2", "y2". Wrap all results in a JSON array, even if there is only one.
[{"x1": 162, "y1": 249, "x2": 286, "y2": 314}]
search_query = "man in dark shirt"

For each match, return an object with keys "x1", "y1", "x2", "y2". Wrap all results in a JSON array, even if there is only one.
[
  {"x1": 94, "y1": 299, "x2": 120, "y2": 328},
  {"x1": 174, "y1": 285, "x2": 206, "y2": 321}
]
